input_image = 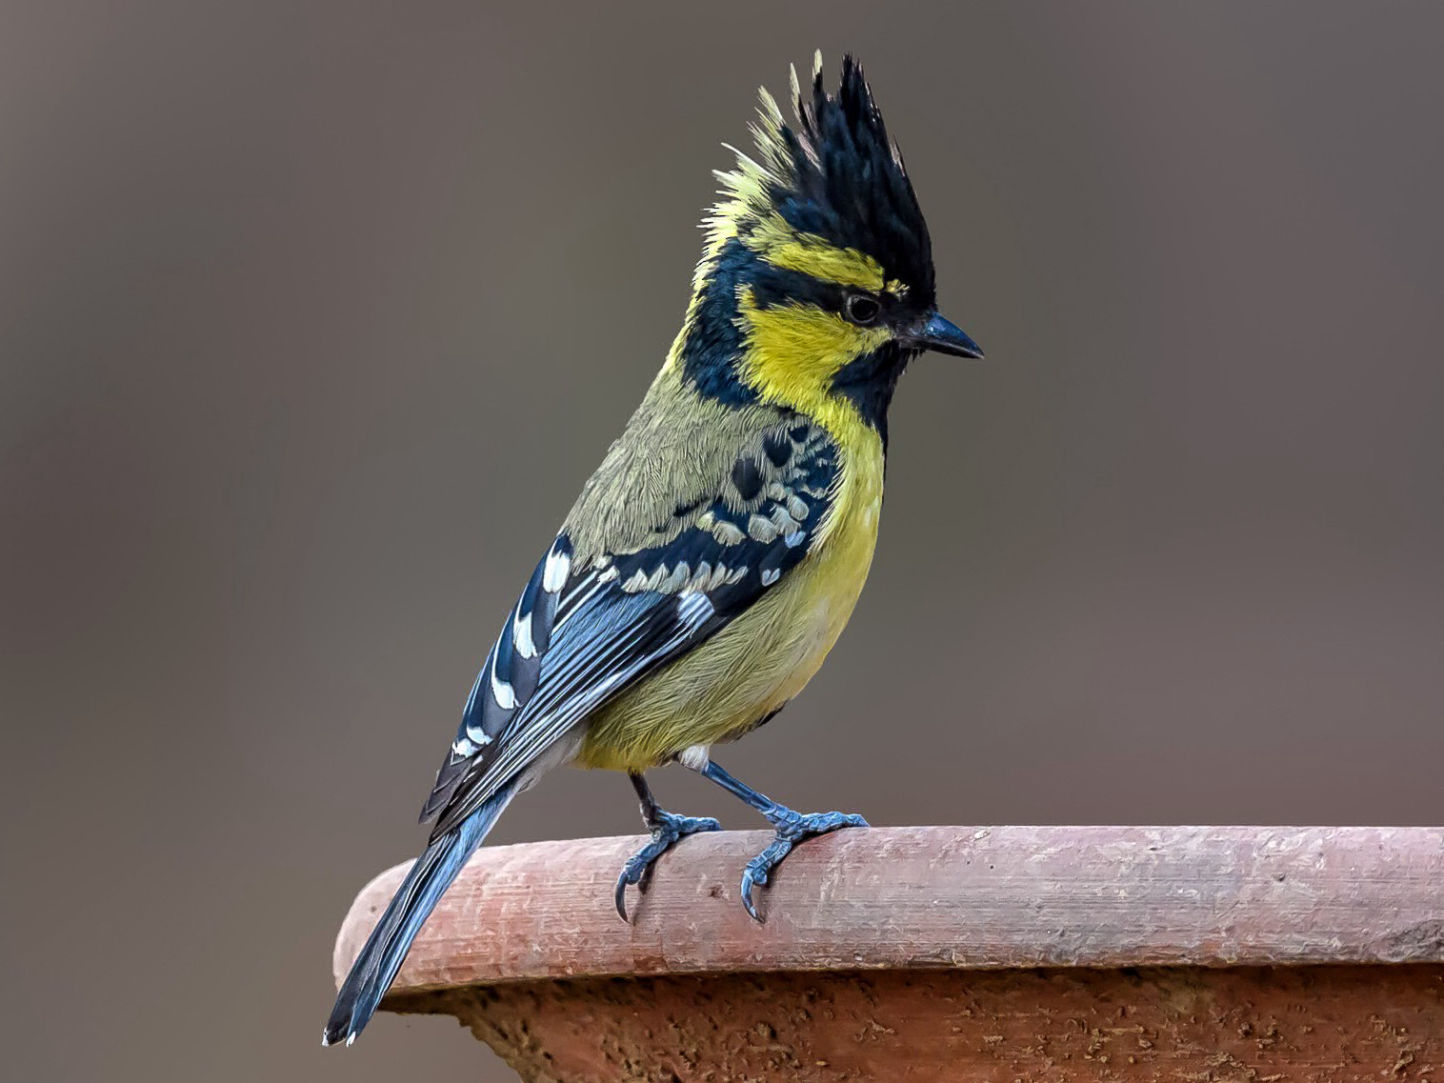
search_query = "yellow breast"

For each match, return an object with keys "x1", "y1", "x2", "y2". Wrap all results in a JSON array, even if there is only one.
[{"x1": 577, "y1": 423, "x2": 885, "y2": 772}]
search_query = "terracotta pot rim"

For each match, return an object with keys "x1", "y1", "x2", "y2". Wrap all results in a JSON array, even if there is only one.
[{"x1": 334, "y1": 825, "x2": 1444, "y2": 995}]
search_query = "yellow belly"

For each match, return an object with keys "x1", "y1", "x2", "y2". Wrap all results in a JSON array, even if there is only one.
[{"x1": 577, "y1": 431, "x2": 884, "y2": 772}]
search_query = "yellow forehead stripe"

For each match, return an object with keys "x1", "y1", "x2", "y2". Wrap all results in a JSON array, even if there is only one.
[{"x1": 743, "y1": 214, "x2": 886, "y2": 292}]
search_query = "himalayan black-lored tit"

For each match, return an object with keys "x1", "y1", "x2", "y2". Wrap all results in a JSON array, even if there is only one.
[{"x1": 324, "y1": 53, "x2": 984, "y2": 1047}]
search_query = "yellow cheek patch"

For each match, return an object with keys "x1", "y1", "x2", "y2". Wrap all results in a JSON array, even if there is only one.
[
  {"x1": 744, "y1": 214, "x2": 886, "y2": 292},
  {"x1": 735, "y1": 288, "x2": 892, "y2": 416}
]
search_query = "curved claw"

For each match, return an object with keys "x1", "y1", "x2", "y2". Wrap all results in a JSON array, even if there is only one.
[
  {"x1": 613, "y1": 870, "x2": 632, "y2": 922},
  {"x1": 738, "y1": 809, "x2": 869, "y2": 923},
  {"x1": 613, "y1": 812, "x2": 721, "y2": 922},
  {"x1": 739, "y1": 838, "x2": 790, "y2": 920}
]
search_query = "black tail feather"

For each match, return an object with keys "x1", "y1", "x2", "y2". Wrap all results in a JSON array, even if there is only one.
[{"x1": 323, "y1": 779, "x2": 518, "y2": 1046}]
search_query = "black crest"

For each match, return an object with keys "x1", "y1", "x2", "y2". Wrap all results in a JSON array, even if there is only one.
[{"x1": 708, "y1": 53, "x2": 935, "y2": 304}]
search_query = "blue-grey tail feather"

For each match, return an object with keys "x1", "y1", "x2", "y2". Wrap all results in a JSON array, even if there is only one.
[{"x1": 322, "y1": 779, "x2": 519, "y2": 1047}]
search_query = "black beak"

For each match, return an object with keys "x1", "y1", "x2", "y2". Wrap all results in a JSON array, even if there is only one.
[{"x1": 902, "y1": 312, "x2": 984, "y2": 359}]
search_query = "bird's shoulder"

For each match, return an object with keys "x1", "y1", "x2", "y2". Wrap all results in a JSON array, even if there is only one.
[{"x1": 562, "y1": 364, "x2": 842, "y2": 571}]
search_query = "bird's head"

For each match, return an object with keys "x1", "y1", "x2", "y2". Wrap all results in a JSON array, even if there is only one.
[{"x1": 672, "y1": 53, "x2": 982, "y2": 439}]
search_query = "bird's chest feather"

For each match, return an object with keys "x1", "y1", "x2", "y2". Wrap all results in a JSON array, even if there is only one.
[{"x1": 772, "y1": 430, "x2": 885, "y2": 684}]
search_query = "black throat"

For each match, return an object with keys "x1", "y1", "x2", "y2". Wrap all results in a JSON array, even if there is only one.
[{"x1": 829, "y1": 342, "x2": 915, "y2": 450}]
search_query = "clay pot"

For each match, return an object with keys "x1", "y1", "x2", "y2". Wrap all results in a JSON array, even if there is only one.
[{"x1": 334, "y1": 826, "x2": 1444, "y2": 1081}]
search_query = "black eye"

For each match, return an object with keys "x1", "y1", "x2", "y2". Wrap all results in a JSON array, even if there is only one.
[{"x1": 845, "y1": 293, "x2": 881, "y2": 326}]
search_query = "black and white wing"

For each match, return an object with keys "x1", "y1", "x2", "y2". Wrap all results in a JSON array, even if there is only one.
[{"x1": 418, "y1": 420, "x2": 839, "y2": 839}]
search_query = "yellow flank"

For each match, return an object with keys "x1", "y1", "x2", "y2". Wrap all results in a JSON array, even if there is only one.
[{"x1": 577, "y1": 420, "x2": 884, "y2": 772}]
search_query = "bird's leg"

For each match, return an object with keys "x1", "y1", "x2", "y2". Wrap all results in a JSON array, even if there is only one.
[
  {"x1": 695, "y1": 759, "x2": 868, "y2": 921},
  {"x1": 613, "y1": 772, "x2": 721, "y2": 921}
]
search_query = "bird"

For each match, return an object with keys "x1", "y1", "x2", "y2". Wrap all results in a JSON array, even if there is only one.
[{"x1": 324, "y1": 52, "x2": 983, "y2": 1048}]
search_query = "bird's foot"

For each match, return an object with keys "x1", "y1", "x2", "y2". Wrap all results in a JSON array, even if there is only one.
[
  {"x1": 614, "y1": 810, "x2": 721, "y2": 921},
  {"x1": 740, "y1": 808, "x2": 869, "y2": 922}
]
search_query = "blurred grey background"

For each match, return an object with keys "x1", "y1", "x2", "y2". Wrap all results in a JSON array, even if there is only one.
[{"x1": 3, "y1": 2, "x2": 1442, "y2": 1080}]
